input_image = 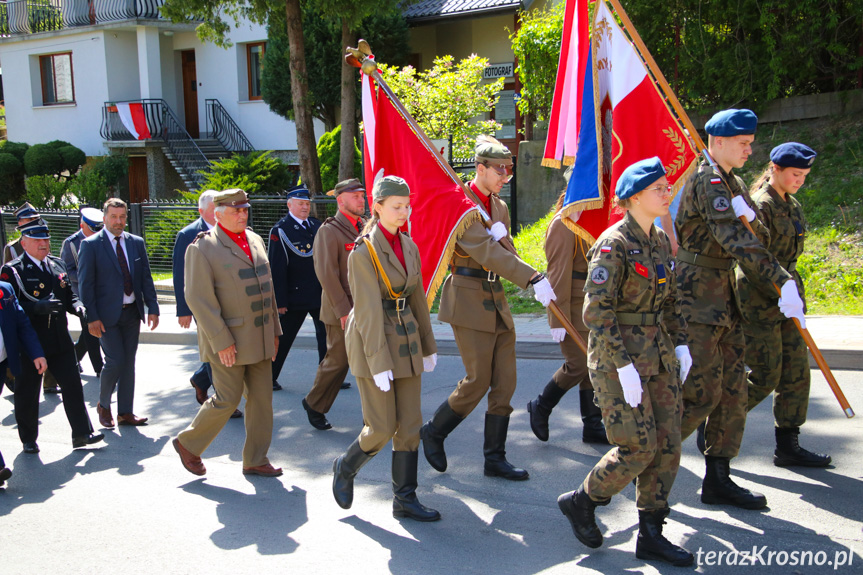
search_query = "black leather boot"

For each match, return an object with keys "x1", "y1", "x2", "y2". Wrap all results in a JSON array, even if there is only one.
[
  {"x1": 635, "y1": 508, "x2": 695, "y2": 566},
  {"x1": 332, "y1": 439, "x2": 375, "y2": 509},
  {"x1": 483, "y1": 413, "x2": 529, "y2": 480},
  {"x1": 392, "y1": 451, "x2": 441, "y2": 522},
  {"x1": 527, "y1": 380, "x2": 567, "y2": 442},
  {"x1": 557, "y1": 486, "x2": 609, "y2": 548},
  {"x1": 695, "y1": 421, "x2": 706, "y2": 454},
  {"x1": 579, "y1": 389, "x2": 610, "y2": 445},
  {"x1": 774, "y1": 426, "x2": 831, "y2": 467},
  {"x1": 701, "y1": 456, "x2": 767, "y2": 509},
  {"x1": 420, "y1": 401, "x2": 464, "y2": 472}
]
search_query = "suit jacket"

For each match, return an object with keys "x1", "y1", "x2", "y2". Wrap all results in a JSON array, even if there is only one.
[
  {"x1": 185, "y1": 225, "x2": 281, "y2": 365},
  {"x1": 545, "y1": 213, "x2": 590, "y2": 331},
  {"x1": 172, "y1": 217, "x2": 210, "y2": 317},
  {"x1": 313, "y1": 211, "x2": 362, "y2": 326},
  {"x1": 78, "y1": 229, "x2": 160, "y2": 328},
  {"x1": 268, "y1": 214, "x2": 323, "y2": 311},
  {"x1": 345, "y1": 225, "x2": 436, "y2": 379},
  {"x1": 60, "y1": 229, "x2": 85, "y2": 296},
  {"x1": 438, "y1": 191, "x2": 535, "y2": 333},
  {"x1": 0, "y1": 280, "x2": 45, "y2": 373}
]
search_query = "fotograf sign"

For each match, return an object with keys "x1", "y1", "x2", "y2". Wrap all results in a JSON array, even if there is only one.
[{"x1": 483, "y1": 62, "x2": 514, "y2": 80}]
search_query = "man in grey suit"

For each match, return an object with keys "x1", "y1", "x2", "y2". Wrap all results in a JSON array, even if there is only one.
[{"x1": 78, "y1": 198, "x2": 160, "y2": 428}]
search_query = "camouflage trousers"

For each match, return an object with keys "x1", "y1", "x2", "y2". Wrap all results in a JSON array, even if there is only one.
[
  {"x1": 583, "y1": 368, "x2": 682, "y2": 511},
  {"x1": 551, "y1": 328, "x2": 593, "y2": 392},
  {"x1": 744, "y1": 317, "x2": 810, "y2": 428},
  {"x1": 680, "y1": 321, "x2": 747, "y2": 458}
]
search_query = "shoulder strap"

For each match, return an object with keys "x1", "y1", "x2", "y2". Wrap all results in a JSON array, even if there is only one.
[
  {"x1": 277, "y1": 227, "x2": 314, "y2": 258},
  {"x1": 7, "y1": 265, "x2": 40, "y2": 302}
]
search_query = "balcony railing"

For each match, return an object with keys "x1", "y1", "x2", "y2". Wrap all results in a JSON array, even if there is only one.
[{"x1": 0, "y1": 0, "x2": 165, "y2": 35}]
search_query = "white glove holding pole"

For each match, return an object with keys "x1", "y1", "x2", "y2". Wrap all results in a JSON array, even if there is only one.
[
  {"x1": 373, "y1": 370, "x2": 393, "y2": 392},
  {"x1": 532, "y1": 277, "x2": 556, "y2": 307},
  {"x1": 675, "y1": 345, "x2": 693, "y2": 383},
  {"x1": 486, "y1": 221, "x2": 508, "y2": 242},
  {"x1": 423, "y1": 353, "x2": 438, "y2": 373},
  {"x1": 550, "y1": 327, "x2": 567, "y2": 343},
  {"x1": 616, "y1": 363, "x2": 643, "y2": 408},
  {"x1": 779, "y1": 280, "x2": 806, "y2": 329},
  {"x1": 731, "y1": 195, "x2": 756, "y2": 222}
]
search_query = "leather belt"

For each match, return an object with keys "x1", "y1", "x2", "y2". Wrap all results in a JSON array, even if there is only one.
[
  {"x1": 382, "y1": 298, "x2": 406, "y2": 311},
  {"x1": 617, "y1": 312, "x2": 661, "y2": 326},
  {"x1": 779, "y1": 260, "x2": 797, "y2": 273},
  {"x1": 572, "y1": 271, "x2": 587, "y2": 280},
  {"x1": 452, "y1": 266, "x2": 498, "y2": 282},
  {"x1": 122, "y1": 303, "x2": 136, "y2": 309},
  {"x1": 676, "y1": 247, "x2": 735, "y2": 270}
]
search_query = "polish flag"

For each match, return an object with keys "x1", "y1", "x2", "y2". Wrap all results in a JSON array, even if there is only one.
[{"x1": 116, "y1": 102, "x2": 152, "y2": 140}]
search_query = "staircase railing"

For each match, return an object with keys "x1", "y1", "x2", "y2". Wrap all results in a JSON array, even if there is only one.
[{"x1": 204, "y1": 98, "x2": 255, "y2": 154}]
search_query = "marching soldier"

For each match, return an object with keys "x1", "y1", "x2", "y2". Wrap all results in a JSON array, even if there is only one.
[
  {"x1": 1, "y1": 219, "x2": 104, "y2": 453},
  {"x1": 675, "y1": 109, "x2": 803, "y2": 509},
  {"x1": 268, "y1": 186, "x2": 327, "y2": 392},
  {"x1": 738, "y1": 142, "x2": 830, "y2": 467},
  {"x1": 300, "y1": 179, "x2": 366, "y2": 431},
  {"x1": 558, "y1": 158, "x2": 693, "y2": 566},
  {"x1": 421, "y1": 135, "x2": 556, "y2": 481},
  {"x1": 331, "y1": 176, "x2": 440, "y2": 521}
]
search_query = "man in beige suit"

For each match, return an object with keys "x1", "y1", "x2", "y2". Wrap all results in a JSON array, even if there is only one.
[
  {"x1": 300, "y1": 179, "x2": 366, "y2": 430},
  {"x1": 172, "y1": 189, "x2": 283, "y2": 478},
  {"x1": 421, "y1": 136, "x2": 556, "y2": 481}
]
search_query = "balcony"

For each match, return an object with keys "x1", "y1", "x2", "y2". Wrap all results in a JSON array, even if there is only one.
[{"x1": 0, "y1": 0, "x2": 165, "y2": 36}]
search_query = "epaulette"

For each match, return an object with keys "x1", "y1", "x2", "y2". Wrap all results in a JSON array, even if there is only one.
[
  {"x1": 192, "y1": 231, "x2": 208, "y2": 243},
  {"x1": 353, "y1": 233, "x2": 370, "y2": 251}
]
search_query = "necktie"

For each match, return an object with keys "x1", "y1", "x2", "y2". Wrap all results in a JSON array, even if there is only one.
[
  {"x1": 302, "y1": 220, "x2": 311, "y2": 231},
  {"x1": 41, "y1": 261, "x2": 49, "y2": 274},
  {"x1": 355, "y1": 220, "x2": 361, "y2": 234},
  {"x1": 115, "y1": 237, "x2": 134, "y2": 296}
]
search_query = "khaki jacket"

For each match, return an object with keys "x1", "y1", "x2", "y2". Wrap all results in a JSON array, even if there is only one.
[
  {"x1": 545, "y1": 213, "x2": 591, "y2": 330},
  {"x1": 345, "y1": 225, "x2": 436, "y2": 379},
  {"x1": 438, "y1": 192, "x2": 535, "y2": 333},
  {"x1": 185, "y1": 225, "x2": 281, "y2": 365},
  {"x1": 314, "y1": 211, "x2": 362, "y2": 326}
]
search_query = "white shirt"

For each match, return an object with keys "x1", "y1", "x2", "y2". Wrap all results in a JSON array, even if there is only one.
[
  {"x1": 109, "y1": 232, "x2": 136, "y2": 305},
  {"x1": 289, "y1": 213, "x2": 309, "y2": 228},
  {"x1": 25, "y1": 252, "x2": 47, "y2": 271}
]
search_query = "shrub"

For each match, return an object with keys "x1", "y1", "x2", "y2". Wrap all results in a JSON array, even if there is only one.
[
  {"x1": 57, "y1": 145, "x2": 86, "y2": 174},
  {"x1": 24, "y1": 144, "x2": 63, "y2": 177},
  {"x1": 67, "y1": 168, "x2": 109, "y2": 208},
  {"x1": 93, "y1": 154, "x2": 129, "y2": 190},
  {"x1": 0, "y1": 152, "x2": 26, "y2": 204},
  {"x1": 316, "y1": 125, "x2": 361, "y2": 194},
  {"x1": 24, "y1": 174, "x2": 70, "y2": 209},
  {"x1": 0, "y1": 141, "x2": 30, "y2": 163},
  {"x1": 200, "y1": 151, "x2": 296, "y2": 196}
]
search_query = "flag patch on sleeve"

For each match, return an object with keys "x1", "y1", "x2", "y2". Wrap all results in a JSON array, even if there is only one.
[
  {"x1": 710, "y1": 177, "x2": 722, "y2": 185},
  {"x1": 600, "y1": 245, "x2": 612, "y2": 253}
]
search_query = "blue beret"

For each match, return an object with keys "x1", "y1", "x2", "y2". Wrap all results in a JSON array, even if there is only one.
[
  {"x1": 286, "y1": 186, "x2": 311, "y2": 201},
  {"x1": 770, "y1": 142, "x2": 816, "y2": 169},
  {"x1": 705, "y1": 109, "x2": 758, "y2": 137},
  {"x1": 81, "y1": 207, "x2": 104, "y2": 230},
  {"x1": 615, "y1": 157, "x2": 666, "y2": 200},
  {"x1": 18, "y1": 218, "x2": 50, "y2": 239}
]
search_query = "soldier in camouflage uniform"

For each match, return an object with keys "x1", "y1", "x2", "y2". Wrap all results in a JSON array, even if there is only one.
[
  {"x1": 674, "y1": 109, "x2": 805, "y2": 510},
  {"x1": 738, "y1": 142, "x2": 830, "y2": 467},
  {"x1": 558, "y1": 158, "x2": 694, "y2": 567}
]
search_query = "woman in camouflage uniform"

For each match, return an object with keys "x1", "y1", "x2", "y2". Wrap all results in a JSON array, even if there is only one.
[
  {"x1": 738, "y1": 142, "x2": 831, "y2": 467},
  {"x1": 557, "y1": 158, "x2": 694, "y2": 567}
]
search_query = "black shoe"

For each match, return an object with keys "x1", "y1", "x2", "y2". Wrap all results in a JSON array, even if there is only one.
[
  {"x1": 230, "y1": 409, "x2": 243, "y2": 419},
  {"x1": 557, "y1": 487, "x2": 607, "y2": 548},
  {"x1": 420, "y1": 401, "x2": 463, "y2": 473},
  {"x1": 774, "y1": 427, "x2": 831, "y2": 467},
  {"x1": 340, "y1": 381, "x2": 351, "y2": 390},
  {"x1": 701, "y1": 456, "x2": 767, "y2": 509},
  {"x1": 579, "y1": 389, "x2": 610, "y2": 445},
  {"x1": 332, "y1": 439, "x2": 375, "y2": 509},
  {"x1": 392, "y1": 451, "x2": 441, "y2": 522},
  {"x1": 527, "y1": 379, "x2": 566, "y2": 442},
  {"x1": 696, "y1": 421, "x2": 706, "y2": 454},
  {"x1": 78, "y1": 363, "x2": 84, "y2": 373},
  {"x1": 273, "y1": 381, "x2": 283, "y2": 391},
  {"x1": 302, "y1": 398, "x2": 332, "y2": 430},
  {"x1": 0, "y1": 466, "x2": 11, "y2": 487},
  {"x1": 635, "y1": 508, "x2": 695, "y2": 566},
  {"x1": 72, "y1": 433, "x2": 105, "y2": 449},
  {"x1": 22, "y1": 442, "x2": 39, "y2": 454},
  {"x1": 44, "y1": 386, "x2": 61, "y2": 394},
  {"x1": 483, "y1": 413, "x2": 529, "y2": 481}
]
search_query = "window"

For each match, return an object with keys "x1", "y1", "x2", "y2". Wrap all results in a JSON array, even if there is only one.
[
  {"x1": 40, "y1": 52, "x2": 75, "y2": 105},
  {"x1": 247, "y1": 42, "x2": 266, "y2": 100}
]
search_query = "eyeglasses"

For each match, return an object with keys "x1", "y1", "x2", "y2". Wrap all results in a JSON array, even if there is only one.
[
  {"x1": 644, "y1": 183, "x2": 673, "y2": 197},
  {"x1": 483, "y1": 162, "x2": 513, "y2": 182}
]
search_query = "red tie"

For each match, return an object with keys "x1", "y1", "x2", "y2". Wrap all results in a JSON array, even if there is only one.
[{"x1": 115, "y1": 237, "x2": 133, "y2": 296}]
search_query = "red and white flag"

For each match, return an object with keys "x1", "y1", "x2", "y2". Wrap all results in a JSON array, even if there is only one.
[{"x1": 116, "y1": 102, "x2": 152, "y2": 140}]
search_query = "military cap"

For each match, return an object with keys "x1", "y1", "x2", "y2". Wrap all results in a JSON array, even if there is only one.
[
  {"x1": 14, "y1": 202, "x2": 39, "y2": 221},
  {"x1": 327, "y1": 178, "x2": 365, "y2": 197},
  {"x1": 615, "y1": 157, "x2": 666, "y2": 201},
  {"x1": 770, "y1": 142, "x2": 816, "y2": 169},
  {"x1": 213, "y1": 188, "x2": 250, "y2": 208},
  {"x1": 704, "y1": 109, "x2": 758, "y2": 137},
  {"x1": 372, "y1": 175, "x2": 410, "y2": 202},
  {"x1": 286, "y1": 186, "x2": 311, "y2": 201},
  {"x1": 81, "y1": 207, "x2": 104, "y2": 231},
  {"x1": 18, "y1": 218, "x2": 50, "y2": 239},
  {"x1": 475, "y1": 135, "x2": 513, "y2": 165}
]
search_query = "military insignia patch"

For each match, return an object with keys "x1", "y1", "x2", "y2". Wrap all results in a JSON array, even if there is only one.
[
  {"x1": 344, "y1": 243, "x2": 355, "y2": 251},
  {"x1": 600, "y1": 245, "x2": 612, "y2": 253},
  {"x1": 33, "y1": 290, "x2": 39, "y2": 296},
  {"x1": 635, "y1": 262, "x2": 649, "y2": 278},
  {"x1": 656, "y1": 263, "x2": 667, "y2": 284},
  {"x1": 270, "y1": 233, "x2": 278, "y2": 241},
  {"x1": 628, "y1": 249, "x2": 642, "y2": 255},
  {"x1": 712, "y1": 196, "x2": 730, "y2": 212},
  {"x1": 591, "y1": 266, "x2": 609, "y2": 285},
  {"x1": 0, "y1": 273, "x2": 7, "y2": 280}
]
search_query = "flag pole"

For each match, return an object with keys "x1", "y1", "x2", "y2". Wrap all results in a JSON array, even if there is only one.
[{"x1": 604, "y1": 0, "x2": 853, "y2": 418}]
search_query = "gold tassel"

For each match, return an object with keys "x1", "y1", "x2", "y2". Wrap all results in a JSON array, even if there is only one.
[
  {"x1": 541, "y1": 158, "x2": 562, "y2": 169},
  {"x1": 425, "y1": 209, "x2": 482, "y2": 308}
]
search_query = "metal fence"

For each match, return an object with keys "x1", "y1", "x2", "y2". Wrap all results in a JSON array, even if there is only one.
[{"x1": 1, "y1": 207, "x2": 81, "y2": 261}]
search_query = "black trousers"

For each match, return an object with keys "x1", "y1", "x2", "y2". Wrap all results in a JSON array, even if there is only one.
[
  {"x1": 99, "y1": 305, "x2": 141, "y2": 415},
  {"x1": 0, "y1": 359, "x2": 6, "y2": 467},
  {"x1": 75, "y1": 315, "x2": 104, "y2": 374},
  {"x1": 272, "y1": 308, "x2": 327, "y2": 382},
  {"x1": 15, "y1": 347, "x2": 94, "y2": 443}
]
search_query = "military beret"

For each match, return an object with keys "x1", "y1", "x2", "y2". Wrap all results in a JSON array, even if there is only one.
[
  {"x1": 615, "y1": 157, "x2": 666, "y2": 201},
  {"x1": 327, "y1": 178, "x2": 365, "y2": 197},
  {"x1": 475, "y1": 135, "x2": 513, "y2": 164},
  {"x1": 770, "y1": 142, "x2": 816, "y2": 169},
  {"x1": 372, "y1": 175, "x2": 410, "y2": 202},
  {"x1": 81, "y1": 207, "x2": 104, "y2": 230},
  {"x1": 14, "y1": 202, "x2": 39, "y2": 221},
  {"x1": 704, "y1": 109, "x2": 758, "y2": 137},
  {"x1": 286, "y1": 186, "x2": 311, "y2": 201},
  {"x1": 18, "y1": 218, "x2": 50, "y2": 239},
  {"x1": 214, "y1": 188, "x2": 250, "y2": 208}
]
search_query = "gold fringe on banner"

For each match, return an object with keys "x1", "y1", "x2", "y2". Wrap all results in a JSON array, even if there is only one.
[
  {"x1": 562, "y1": 155, "x2": 576, "y2": 166},
  {"x1": 542, "y1": 158, "x2": 562, "y2": 169},
  {"x1": 425, "y1": 208, "x2": 483, "y2": 308},
  {"x1": 669, "y1": 160, "x2": 696, "y2": 203},
  {"x1": 560, "y1": 208, "x2": 600, "y2": 245}
]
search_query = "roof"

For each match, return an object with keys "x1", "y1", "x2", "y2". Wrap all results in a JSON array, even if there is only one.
[{"x1": 403, "y1": 0, "x2": 522, "y2": 23}]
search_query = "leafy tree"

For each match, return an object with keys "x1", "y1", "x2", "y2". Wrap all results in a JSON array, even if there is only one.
[
  {"x1": 378, "y1": 55, "x2": 504, "y2": 160},
  {"x1": 200, "y1": 150, "x2": 297, "y2": 196},
  {"x1": 0, "y1": 152, "x2": 26, "y2": 204},
  {"x1": 317, "y1": 124, "x2": 361, "y2": 193},
  {"x1": 23, "y1": 144, "x2": 64, "y2": 178}
]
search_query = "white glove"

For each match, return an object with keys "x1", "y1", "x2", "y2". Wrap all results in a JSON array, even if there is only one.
[
  {"x1": 731, "y1": 195, "x2": 756, "y2": 222},
  {"x1": 675, "y1": 345, "x2": 692, "y2": 383},
  {"x1": 486, "y1": 221, "x2": 508, "y2": 242},
  {"x1": 532, "y1": 277, "x2": 556, "y2": 307},
  {"x1": 550, "y1": 327, "x2": 567, "y2": 343},
  {"x1": 423, "y1": 353, "x2": 438, "y2": 373},
  {"x1": 616, "y1": 363, "x2": 643, "y2": 408},
  {"x1": 568, "y1": 210, "x2": 582, "y2": 223},
  {"x1": 372, "y1": 370, "x2": 393, "y2": 392},
  {"x1": 779, "y1": 280, "x2": 806, "y2": 329}
]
